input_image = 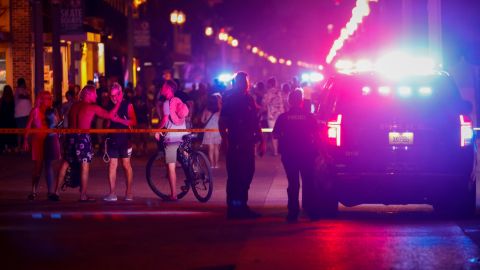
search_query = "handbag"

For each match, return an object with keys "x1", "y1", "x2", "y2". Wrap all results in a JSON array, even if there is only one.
[{"x1": 197, "y1": 112, "x2": 215, "y2": 144}]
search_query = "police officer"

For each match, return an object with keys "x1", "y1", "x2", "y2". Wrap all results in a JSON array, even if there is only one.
[
  {"x1": 273, "y1": 88, "x2": 320, "y2": 222},
  {"x1": 219, "y1": 72, "x2": 266, "y2": 219}
]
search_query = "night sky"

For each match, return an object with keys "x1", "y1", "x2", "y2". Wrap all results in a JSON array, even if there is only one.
[{"x1": 213, "y1": 0, "x2": 353, "y2": 64}]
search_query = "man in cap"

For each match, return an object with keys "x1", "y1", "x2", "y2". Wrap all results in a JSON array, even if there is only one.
[{"x1": 219, "y1": 71, "x2": 266, "y2": 219}]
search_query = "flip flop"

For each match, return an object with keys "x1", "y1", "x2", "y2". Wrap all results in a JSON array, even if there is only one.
[{"x1": 79, "y1": 197, "x2": 96, "y2": 203}]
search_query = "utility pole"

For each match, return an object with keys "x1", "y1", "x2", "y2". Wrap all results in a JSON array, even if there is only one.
[
  {"x1": 32, "y1": 0, "x2": 44, "y2": 95},
  {"x1": 51, "y1": 0, "x2": 63, "y2": 103}
]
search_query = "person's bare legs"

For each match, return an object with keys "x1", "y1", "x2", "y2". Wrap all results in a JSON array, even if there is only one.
[
  {"x1": 30, "y1": 159, "x2": 43, "y2": 196},
  {"x1": 44, "y1": 159, "x2": 55, "y2": 194},
  {"x1": 208, "y1": 144, "x2": 214, "y2": 168},
  {"x1": 167, "y1": 163, "x2": 177, "y2": 199},
  {"x1": 54, "y1": 161, "x2": 69, "y2": 195},
  {"x1": 108, "y1": 158, "x2": 118, "y2": 196},
  {"x1": 213, "y1": 144, "x2": 220, "y2": 168},
  {"x1": 121, "y1": 157, "x2": 133, "y2": 198},
  {"x1": 79, "y1": 162, "x2": 90, "y2": 200},
  {"x1": 272, "y1": 138, "x2": 279, "y2": 156}
]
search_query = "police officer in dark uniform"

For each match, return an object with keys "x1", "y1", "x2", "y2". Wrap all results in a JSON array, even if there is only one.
[
  {"x1": 219, "y1": 72, "x2": 266, "y2": 219},
  {"x1": 104, "y1": 83, "x2": 137, "y2": 202},
  {"x1": 273, "y1": 88, "x2": 320, "y2": 222}
]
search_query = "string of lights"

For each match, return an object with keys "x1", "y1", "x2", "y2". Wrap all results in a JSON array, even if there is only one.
[
  {"x1": 325, "y1": 0, "x2": 377, "y2": 64},
  {"x1": 204, "y1": 27, "x2": 324, "y2": 71}
]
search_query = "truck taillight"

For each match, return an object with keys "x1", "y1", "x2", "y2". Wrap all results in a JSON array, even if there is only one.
[
  {"x1": 460, "y1": 115, "x2": 474, "y2": 147},
  {"x1": 328, "y1": 114, "x2": 342, "y2": 146}
]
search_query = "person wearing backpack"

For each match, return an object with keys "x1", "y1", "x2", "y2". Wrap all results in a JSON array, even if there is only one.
[{"x1": 155, "y1": 80, "x2": 189, "y2": 200}]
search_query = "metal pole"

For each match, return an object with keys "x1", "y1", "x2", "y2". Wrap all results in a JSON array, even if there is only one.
[
  {"x1": 51, "y1": 0, "x2": 63, "y2": 103},
  {"x1": 126, "y1": 2, "x2": 134, "y2": 87},
  {"x1": 33, "y1": 0, "x2": 44, "y2": 95}
]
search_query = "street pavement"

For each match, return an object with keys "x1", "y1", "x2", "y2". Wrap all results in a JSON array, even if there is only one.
[{"x1": 2, "y1": 150, "x2": 480, "y2": 269}]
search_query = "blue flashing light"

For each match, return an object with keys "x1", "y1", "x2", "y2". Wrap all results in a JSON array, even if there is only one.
[
  {"x1": 218, "y1": 73, "x2": 234, "y2": 84},
  {"x1": 51, "y1": 213, "x2": 62, "y2": 219}
]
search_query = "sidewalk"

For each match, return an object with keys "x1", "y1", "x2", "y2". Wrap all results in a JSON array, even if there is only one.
[{"x1": 0, "y1": 151, "x2": 290, "y2": 214}]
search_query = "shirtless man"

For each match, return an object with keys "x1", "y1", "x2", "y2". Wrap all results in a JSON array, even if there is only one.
[{"x1": 53, "y1": 84, "x2": 123, "y2": 202}]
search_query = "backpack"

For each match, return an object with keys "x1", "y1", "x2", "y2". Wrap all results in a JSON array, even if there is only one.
[{"x1": 61, "y1": 162, "x2": 81, "y2": 190}]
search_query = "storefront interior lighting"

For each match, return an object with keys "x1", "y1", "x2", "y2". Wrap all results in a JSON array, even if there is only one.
[
  {"x1": 170, "y1": 10, "x2": 186, "y2": 25},
  {"x1": 205, "y1": 27, "x2": 213, "y2": 36}
]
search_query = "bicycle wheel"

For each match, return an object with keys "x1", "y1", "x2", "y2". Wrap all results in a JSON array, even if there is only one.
[
  {"x1": 146, "y1": 152, "x2": 190, "y2": 200},
  {"x1": 189, "y1": 151, "x2": 213, "y2": 202}
]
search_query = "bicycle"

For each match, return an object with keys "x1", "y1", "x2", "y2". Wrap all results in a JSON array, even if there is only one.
[{"x1": 146, "y1": 133, "x2": 213, "y2": 202}]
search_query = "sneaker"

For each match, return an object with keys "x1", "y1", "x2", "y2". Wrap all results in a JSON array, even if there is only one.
[
  {"x1": 103, "y1": 194, "x2": 118, "y2": 202},
  {"x1": 125, "y1": 194, "x2": 134, "y2": 201}
]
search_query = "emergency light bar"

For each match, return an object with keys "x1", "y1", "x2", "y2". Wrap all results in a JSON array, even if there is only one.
[
  {"x1": 334, "y1": 51, "x2": 439, "y2": 78},
  {"x1": 361, "y1": 86, "x2": 433, "y2": 97}
]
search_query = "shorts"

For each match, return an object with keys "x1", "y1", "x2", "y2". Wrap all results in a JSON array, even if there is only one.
[
  {"x1": 164, "y1": 142, "x2": 180, "y2": 164},
  {"x1": 75, "y1": 134, "x2": 93, "y2": 163},
  {"x1": 106, "y1": 138, "x2": 132, "y2": 159}
]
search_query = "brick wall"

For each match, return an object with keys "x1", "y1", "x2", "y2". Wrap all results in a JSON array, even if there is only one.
[{"x1": 11, "y1": 0, "x2": 32, "y2": 91}]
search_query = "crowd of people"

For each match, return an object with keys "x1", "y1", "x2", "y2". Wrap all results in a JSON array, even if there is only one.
[{"x1": 0, "y1": 70, "x2": 324, "y2": 222}]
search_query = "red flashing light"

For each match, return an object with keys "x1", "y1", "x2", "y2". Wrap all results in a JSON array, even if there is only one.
[
  {"x1": 328, "y1": 114, "x2": 342, "y2": 146},
  {"x1": 460, "y1": 115, "x2": 474, "y2": 147}
]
